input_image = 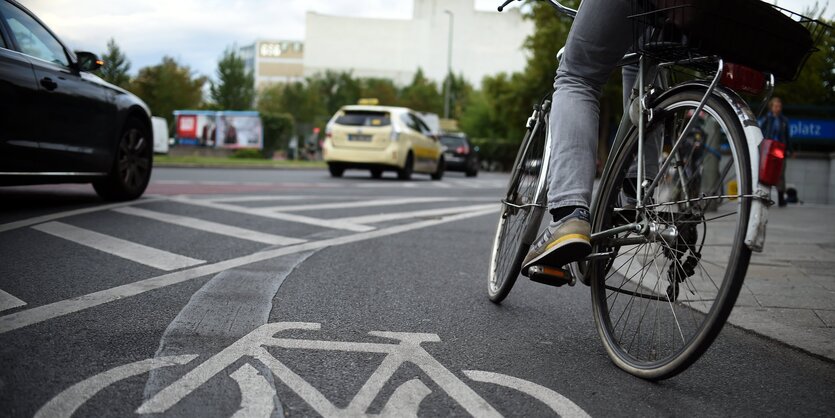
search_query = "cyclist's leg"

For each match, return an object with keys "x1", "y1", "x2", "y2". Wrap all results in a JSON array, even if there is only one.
[
  {"x1": 547, "y1": 0, "x2": 634, "y2": 214},
  {"x1": 524, "y1": 0, "x2": 634, "y2": 271}
]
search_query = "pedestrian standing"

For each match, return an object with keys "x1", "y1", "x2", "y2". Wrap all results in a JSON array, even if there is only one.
[{"x1": 758, "y1": 97, "x2": 793, "y2": 207}]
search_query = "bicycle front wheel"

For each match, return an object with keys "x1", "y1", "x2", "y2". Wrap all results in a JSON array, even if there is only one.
[
  {"x1": 487, "y1": 120, "x2": 549, "y2": 302},
  {"x1": 590, "y1": 90, "x2": 753, "y2": 380}
]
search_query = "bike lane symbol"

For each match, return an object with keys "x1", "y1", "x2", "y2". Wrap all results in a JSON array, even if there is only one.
[{"x1": 37, "y1": 322, "x2": 590, "y2": 417}]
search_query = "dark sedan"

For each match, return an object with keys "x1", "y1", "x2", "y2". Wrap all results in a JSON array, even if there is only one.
[
  {"x1": 0, "y1": 0, "x2": 153, "y2": 201},
  {"x1": 440, "y1": 133, "x2": 479, "y2": 177}
]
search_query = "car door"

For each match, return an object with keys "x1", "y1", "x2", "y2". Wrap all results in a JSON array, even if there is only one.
[
  {"x1": 1, "y1": 1, "x2": 115, "y2": 173},
  {"x1": 0, "y1": 3, "x2": 41, "y2": 173},
  {"x1": 409, "y1": 113, "x2": 438, "y2": 172}
]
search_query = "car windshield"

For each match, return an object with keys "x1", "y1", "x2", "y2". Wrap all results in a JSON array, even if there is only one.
[
  {"x1": 440, "y1": 136, "x2": 466, "y2": 148},
  {"x1": 335, "y1": 111, "x2": 391, "y2": 127}
]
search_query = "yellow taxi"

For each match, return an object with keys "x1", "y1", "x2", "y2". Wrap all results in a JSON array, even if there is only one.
[{"x1": 323, "y1": 105, "x2": 445, "y2": 180}]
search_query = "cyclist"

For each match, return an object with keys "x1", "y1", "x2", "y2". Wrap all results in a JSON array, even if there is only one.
[{"x1": 522, "y1": 0, "x2": 648, "y2": 273}]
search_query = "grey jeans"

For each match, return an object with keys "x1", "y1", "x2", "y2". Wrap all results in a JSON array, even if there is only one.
[{"x1": 547, "y1": 0, "x2": 639, "y2": 210}]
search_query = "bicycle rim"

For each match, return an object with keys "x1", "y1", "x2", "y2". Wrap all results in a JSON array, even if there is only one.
[
  {"x1": 488, "y1": 123, "x2": 548, "y2": 302},
  {"x1": 590, "y1": 91, "x2": 752, "y2": 379}
]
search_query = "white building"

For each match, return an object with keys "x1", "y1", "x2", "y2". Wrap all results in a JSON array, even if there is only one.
[
  {"x1": 303, "y1": 0, "x2": 533, "y2": 86},
  {"x1": 239, "y1": 40, "x2": 305, "y2": 88}
]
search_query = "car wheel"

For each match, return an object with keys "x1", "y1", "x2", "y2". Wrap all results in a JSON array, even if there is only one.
[
  {"x1": 397, "y1": 153, "x2": 413, "y2": 180},
  {"x1": 93, "y1": 117, "x2": 152, "y2": 201},
  {"x1": 370, "y1": 168, "x2": 383, "y2": 179},
  {"x1": 328, "y1": 163, "x2": 345, "y2": 178},
  {"x1": 465, "y1": 159, "x2": 479, "y2": 177},
  {"x1": 431, "y1": 156, "x2": 445, "y2": 181}
]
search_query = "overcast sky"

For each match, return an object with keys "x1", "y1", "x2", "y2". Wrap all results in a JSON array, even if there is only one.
[{"x1": 21, "y1": 0, "x2": 830, "y2": 79}]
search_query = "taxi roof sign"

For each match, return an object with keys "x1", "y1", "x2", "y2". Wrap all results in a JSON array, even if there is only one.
[{"x1": 357, "y1": 98, "x2": 380, "y2": 105}]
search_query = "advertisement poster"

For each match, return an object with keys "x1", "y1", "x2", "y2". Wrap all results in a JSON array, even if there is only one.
[{"x1": 173, "y1": 110, "x2": 263, "y2": 149}]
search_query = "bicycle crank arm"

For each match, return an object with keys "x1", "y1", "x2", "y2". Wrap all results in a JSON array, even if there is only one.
[{"x1": 525, "y1": 265, "x2": 576, "y2": 287}]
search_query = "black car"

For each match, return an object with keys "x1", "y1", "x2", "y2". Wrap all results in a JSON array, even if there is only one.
[
  {"x1": 0, "y1": 0, "x2": 153, "y2": 201},
  {"x1": 440, "y1": 133, "x2": 479, "y2": 177}
]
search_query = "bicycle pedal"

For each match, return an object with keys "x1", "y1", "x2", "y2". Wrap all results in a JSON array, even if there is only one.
[{"x1": 526, "y1": 265, "x2": 575, "y2": 287}]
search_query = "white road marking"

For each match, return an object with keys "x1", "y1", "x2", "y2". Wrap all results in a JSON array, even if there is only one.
[
  {"x1": 197, "y1": 195, "x2": 320, "y2": 203},
  {"x1": 139, "y1": 322, "x2": 501, "y2": 417},
  {"x1": 0, "y1": 197, "x2": 164, "y2": 233},
  {"x1": 170, "y1": 197, "x2": 374, "y2": 232},
  {"x1": 31, "y1": 222, "x2": 205, "y2": 271},
  {"x1": 260, "y1": 197, "x2": 455, "y2": 212},
  {"x1": 112, "y1": 206, "x2": 305, "y2": 246},
  {"x1": 0, "y1": 208, "x2": 498, "y2": 334},
  {"x1": 230, "y1": 364, "x2": 277, "y2": 418},
  {"x1": 33, "y1": 355, "x2": 198, "y2": 418},
  {"x1": 0, "y1": 289, "x2": 26, "y2": 313},
  {"x1": 432, "y1": 181, "x2": 452, "y2": 188},
  {"x1": 463, "y1": 370, "x2": 591, "y2": 418},
  {"x1": 335, "y1": 203, "x2": 498, "y2": 225}
]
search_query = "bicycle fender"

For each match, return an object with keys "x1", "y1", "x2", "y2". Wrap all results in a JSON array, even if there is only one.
[{"x1": 653, "y1": 82, "x2": 769, "y2": 252}]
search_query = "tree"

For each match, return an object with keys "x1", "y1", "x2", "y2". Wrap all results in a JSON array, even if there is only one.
[
  {"x1": 400, "y1": 68, "x2": 443, "y2": 114},
  {"x1": 773, "y1": 15, "x2": 835, "y2": 109},
  {"x1": 442, "y1": 72, "x2": 475, "y2": 120},
  {"x1": 97, "y1": 38, "x2": 131, "y2": 89},
  {"x1": 129, "y1": 56, "x2": 206, "y2": 127},
  {"x1": 360, "y1": 78, "x2": 401, "y2": 106},
  {"x1": 210, "y1": 48, "x2": 255, "y2": 110}
]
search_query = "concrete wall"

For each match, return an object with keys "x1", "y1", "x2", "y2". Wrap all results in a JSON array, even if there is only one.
[
  {"x1": 783, "y1": 153, "x2": 835, "y2": 205},
  {"x1": 304, "y1": 0, "x2": 532, "y2": 86}
]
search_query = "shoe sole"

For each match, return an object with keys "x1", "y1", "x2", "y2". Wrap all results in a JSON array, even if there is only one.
[{"x1": 523, "y1": 237, "x2": 592, "y2": 273}]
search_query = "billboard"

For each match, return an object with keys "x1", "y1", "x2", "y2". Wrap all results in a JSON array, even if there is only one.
[{"x1": 173, "y1": 110, "x2": 263, "y2": 149}]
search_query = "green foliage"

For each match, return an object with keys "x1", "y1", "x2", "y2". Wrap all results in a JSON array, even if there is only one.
[
  {"x1": 230, "y1": 148, "x2": 264, "y2": 159},
  {"x1": 261, "y1": 112, "x2": 295, "y2": 158},
  {"x1": 210, "y1": 48, "x2": 255, "y2": 110},
  {"x1": 360, "y1": 78, "x2": 400, "y2": 106},
  {"x1": 442, "y1": 72, "x2": 475, "y2": 119},
  {"x1": 97, "y1": 38, "x2": 131, "y2": 89},
  {"x1": 400, "y1": 69, "x2": 443, "y2": 114},
  {"x1": 129, "y1": 57, "x2": 206, "y2": 127}
]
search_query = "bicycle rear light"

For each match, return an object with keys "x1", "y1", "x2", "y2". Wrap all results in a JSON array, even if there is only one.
[
  {"x1": 759, "y1": 139, "x2": 786, "y2": 187},
  {"x1": 721, "y1": 64, "x2": 766, "y2": 95}
]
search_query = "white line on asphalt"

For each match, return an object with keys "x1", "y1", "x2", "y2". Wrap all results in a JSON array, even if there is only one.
[
  {"x1": 34, "y1": 355, "x2": 198, "y2": 418},
  {"x1": 31, "y1": 222, "x2": 206, "y2": 271},
  {"x1": 0, "y1": 289, "x2": 26, "y2": 313},
  {"x1": 112, "y1": 207, "x2": 305, "y2": 246},
  {"x1": 230, "y1": 364, "x2": 278, "y2": 418},
  {"x1": 463, "y1": 370, "x2": 591, "y2": 418},
  {"x1": 170, "y1": 197, "x2": 374, "y2": 232},
  {"x1": 432, "y1": 181, "x2": 452, "y2": 188},
  {"x1": 260, "y1": 197, "x2": 455, "y2": 212},
  {"x1": 198, "y1": 195, "x2": 321, "y2": 203},
  {"x1": 0, "y1": 208, "x2": 498, "y2": 334},
  {"x1": 335, "y1": 203, "x2": 499, "y2": 225},
  {"x1": 0, "y1": 197, "x2": 165, "y2": 234}
]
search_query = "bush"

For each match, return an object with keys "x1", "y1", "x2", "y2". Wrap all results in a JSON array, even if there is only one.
[
  {"x1": 230, "y1": 149, "x2": 264, "y2": 159},
  {"x1": 470, "y1": 138, "x2": 519, "y2": 171},
  {"x1": 261, "y1": 112, "x2": 295, "y2": 158}
]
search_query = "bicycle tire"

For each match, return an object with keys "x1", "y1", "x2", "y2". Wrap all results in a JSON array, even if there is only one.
[
  {"x1": 487, "y1": 119, "x2": 549, "y2": 302},
  {"x1": 589, "y1": 89, "x2": 752, "y2": 380}
]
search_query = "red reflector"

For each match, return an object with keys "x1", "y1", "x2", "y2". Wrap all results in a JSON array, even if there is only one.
[
  {"x1": 721, "y1": 63, "x2": 766, "y2": 95},
  {"x1": 759, "y1": 139, "x2": 785, "y2": 187}
]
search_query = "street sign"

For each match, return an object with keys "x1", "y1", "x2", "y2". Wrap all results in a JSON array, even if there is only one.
[{"x1": 789, "y1": 119, "x2": 835, "y2": 141}]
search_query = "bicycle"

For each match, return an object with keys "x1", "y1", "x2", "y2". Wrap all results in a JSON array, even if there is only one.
[{"x1": 488, "y1": 0, "x2": 830, "y2": 380}]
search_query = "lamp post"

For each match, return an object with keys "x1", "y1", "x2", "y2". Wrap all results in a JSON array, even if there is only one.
[{"x1": 443, "y1": 10, "x2": 454, "y2": 120}]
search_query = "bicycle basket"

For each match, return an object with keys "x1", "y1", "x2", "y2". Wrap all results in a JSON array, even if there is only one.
[{"x1": 630, "y1": 0, "x2": 831, "y2": 80}]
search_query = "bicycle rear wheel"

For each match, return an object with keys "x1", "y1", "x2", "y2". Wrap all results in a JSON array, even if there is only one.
[
  {"x1": 589, "y1": 90, "x2": 752, "y2": 380},
  {"x1": 487, "y1": 117, "x2": 549, "y2": 302}
]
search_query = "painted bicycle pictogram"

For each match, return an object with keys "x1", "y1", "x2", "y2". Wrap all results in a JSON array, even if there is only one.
[{"x1": 37, "y1": 322, "x2": 589, "y2": 417}]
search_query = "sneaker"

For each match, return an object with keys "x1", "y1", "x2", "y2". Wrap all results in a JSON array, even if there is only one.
[{"x1": 522, "y1": 208, "x2": 592, "y2": 272}]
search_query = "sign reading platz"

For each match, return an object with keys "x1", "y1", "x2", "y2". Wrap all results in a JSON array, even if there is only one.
[{"x1": 789, "y1": 119, "x2": 835, "y2": 141}]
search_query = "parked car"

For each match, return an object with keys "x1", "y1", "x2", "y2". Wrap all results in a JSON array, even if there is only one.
[
  {"x1": 323, "y1": 105, "x2": 444, "y2": 180},
  {"x1": 152, "y1": 116, "x2": 169, "y2": 154},
  {"x1": 0, "y1": 0, "x2": 154, "y2": 201},
  {"x1": 440, "y1": 133, "x2": 479, "y2": 177}
]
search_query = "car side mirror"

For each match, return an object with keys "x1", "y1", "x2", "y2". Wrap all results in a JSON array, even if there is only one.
[{"x1": 76, "y1": 51, "x2": 103, "y2": 72}]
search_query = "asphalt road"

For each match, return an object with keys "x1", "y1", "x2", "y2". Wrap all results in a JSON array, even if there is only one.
[{"x1": 1, "y1": 167, "x2": 833, "y2": 417}]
